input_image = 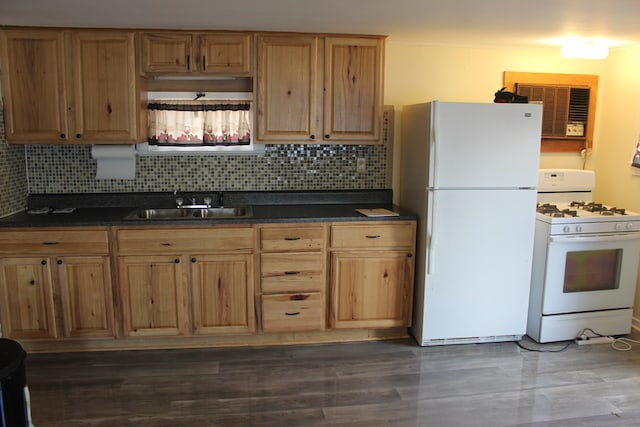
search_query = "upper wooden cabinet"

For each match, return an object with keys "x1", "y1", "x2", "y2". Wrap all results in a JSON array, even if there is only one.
[
  {"x1": 0, "y1": 30, "x2": 68, "y2": 142},
  {"x1": 140, "y1": 32, "x2": 252, "y2": 75},
  {"x1": 0, "y1": 29, "x2": 143, "y2": 144},
  {"x1": 71, "y1": 31, "x2": 141, "y2": 143},
  {"x1": 256, "y1": 35, "x2": 384, "y2": 144}
]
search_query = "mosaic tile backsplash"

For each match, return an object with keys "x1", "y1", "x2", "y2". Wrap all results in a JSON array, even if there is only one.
[
  {"x1": 24, "y1": 109, "x2": 394, "y2": 194},
  {"x1": 0, "y1": 107, "x2": 28, "y2": 216}
]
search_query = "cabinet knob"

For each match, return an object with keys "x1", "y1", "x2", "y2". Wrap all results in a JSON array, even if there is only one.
[
  {"x1": 41, "y1": 260, "x2": 47, "y2": 265},
  {"x1": 76, "y1": 133, "x2": 82, "y2": 139},
  {"x1": 325, "y1": 134, "x2": 330, "y2": 139},
  {"x1": 174, "y1": 258, "x2": 180, "y2": 264},
  {"x1": 309, "y1": 134, "x2": 315, "y2": 140},
  {"x1": 407, "y1": 253, "x2": 413, "y2": 258},
  {"x1": 191, "y1": 257, "x2": 197, "y2": 263},
  {"x1": 60, "y1": 133, "x2": 66, "y2": 139},
  {"x1": 57, "y1": 259, "x2": 63, "y2": 265}
]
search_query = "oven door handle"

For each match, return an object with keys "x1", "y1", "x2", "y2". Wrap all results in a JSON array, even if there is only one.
[{"x1": 550, "y1": 233, "x2": 640, "y2": 243}]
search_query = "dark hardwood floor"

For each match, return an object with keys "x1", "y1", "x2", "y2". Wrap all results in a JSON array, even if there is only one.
[{"x1": 23, "y1": 333, "x2": 640, "y2": 426}]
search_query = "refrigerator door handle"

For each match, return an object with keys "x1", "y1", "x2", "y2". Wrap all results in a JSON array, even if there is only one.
[
  {"x1": 430, "y1": 101, "x2": 439, "y2": 189},
  {"x1": 426, "y1": 190, "x2": 436, "y2": 274}
]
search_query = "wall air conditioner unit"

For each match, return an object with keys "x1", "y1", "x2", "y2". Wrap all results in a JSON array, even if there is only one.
[{"x1": 515, "y1": 84, "x2": 590, "y2": 139}]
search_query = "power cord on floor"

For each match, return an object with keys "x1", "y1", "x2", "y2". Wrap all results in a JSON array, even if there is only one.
[
  {"x1": 610, "y1": 337, "x2": 640, "y2": 351},
  {"x1": 516, "y1": 339, "x2": 573, "y2": 352},
  {"x1": 576, "y1": 327, "x2": 640, "y2": 352}
]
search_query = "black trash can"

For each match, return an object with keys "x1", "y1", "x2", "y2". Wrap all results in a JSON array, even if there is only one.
[{"x1": 0, "y1": 339, "x2": 28, "y2": 427}]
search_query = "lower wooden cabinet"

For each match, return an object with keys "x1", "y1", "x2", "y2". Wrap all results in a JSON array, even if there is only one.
[
  {"x1": 0, "y1": 228, "x2": 115, "y2": 340},
  {"x1": 330, "y1": 251, "x2": 414, "y2": 328},
  {"x1": 191, "y1": 254, "x2": 254, "y2": 335},
  {"x1": 118, "y1": 255, "x2": 188, "y2": 337},
  {"x1": 0, "y1": 220, "x2": 416, "y2": 350},
  {"x1": 329, "y1": 222, "x2": 416, "y2": 329},
  {"x1": 0, "y1": 257, "x2": 57, "y2": 339},
  {"x1": 56, "y1": 256, "x2": 114, "y2": 338},
  {"x1": 116, "y1": 227, "x2": 255, "y2": 337},
  {"x1": 257, "y1": 224, "x2": 327, "y2": 333}
]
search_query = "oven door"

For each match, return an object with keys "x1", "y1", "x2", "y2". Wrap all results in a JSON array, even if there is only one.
[{"x1": 542, "y1": 232, "x2": 640, "y2": 314}]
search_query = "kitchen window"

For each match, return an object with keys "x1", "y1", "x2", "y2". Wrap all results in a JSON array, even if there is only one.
[{"x1": 138, "y1": 92, "x2": 264, "y2": 155}]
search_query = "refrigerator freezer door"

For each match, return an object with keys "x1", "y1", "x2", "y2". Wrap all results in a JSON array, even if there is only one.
[
  {"x1": 430, "y1": 102, "x2": 542, "y2": 189},
  {"x1": 417, "y1": 188, "x2": 537, "y2": 344}
]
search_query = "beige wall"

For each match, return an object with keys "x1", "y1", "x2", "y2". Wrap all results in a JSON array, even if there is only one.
[
  {"x1": 384, "y1": 42, "x2": 609, "y2": 197},
  {"x1": 383, "y1": 41, "x2": 640, "y2": 322}
]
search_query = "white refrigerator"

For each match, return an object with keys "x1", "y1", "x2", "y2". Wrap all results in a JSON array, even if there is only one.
[{"x1": 399, "y1": 101, "x2": 542, "y2": 346}]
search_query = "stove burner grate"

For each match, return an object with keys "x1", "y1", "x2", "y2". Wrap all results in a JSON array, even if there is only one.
[{"x1": 536, "y1": 203, "x2": 578, "y2": 217}]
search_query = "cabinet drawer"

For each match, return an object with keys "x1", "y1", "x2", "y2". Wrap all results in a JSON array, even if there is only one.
[
  {"x1": 117, "y1": 227, "x2": 254, "y2": 254},
  {"x1": 330, "y1": 223, "x2": 415, "y2": 249},
  {"x1": 262, "y1": 293, "x2": 324, "y2": 332},
  {"x1": 261, "y1": 272, "x2": 324, "y2": 293},
  {"x1": 260, "y1": 226, "x2": 325, "y2": 251},
  {"x1": 261, "y1": 252, "x2": 323, "y2": 274},
  {"x1": 261, "y1": 253, "x2": 324, "y2": 293},
  {"x1": 0, "y1": 229, "x2": 109, "y2": 255}
]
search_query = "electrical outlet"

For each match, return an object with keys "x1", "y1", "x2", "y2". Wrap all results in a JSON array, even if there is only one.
[{"x1": 356, "y1": 157, "x2": 366, "y2": 172}]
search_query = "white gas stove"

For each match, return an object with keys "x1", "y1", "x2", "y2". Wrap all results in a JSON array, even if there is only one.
[{"x1": 528, "y1": 169, "x2": 640, "y2": 343}]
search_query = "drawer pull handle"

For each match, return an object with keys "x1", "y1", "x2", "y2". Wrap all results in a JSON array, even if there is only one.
[
  {"x1": 366, "y1": 235, "x2": 381, "y2": 239},
  {"x1": 43, "y1": 241, "x2": 59, "y2": 245},
  {"x1": 284, "y1": 271, "x2": 300, "y2": 275},
  {"x1": 291, "y1": 294, "x2": 309, "y2": 301},
  {"x1": 284, "y1": 237, "x2": 301, "y2": 241},
  {"x1": 285, "y1": 312, "x2": 301, "y2": 316}
]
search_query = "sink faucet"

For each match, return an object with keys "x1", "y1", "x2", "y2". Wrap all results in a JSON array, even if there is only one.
[
  {"x1": 218, "y1": 191, "x2": 224, "y2": 208},
  {"x1": 173, "y1": 190, "x2": 211, "y2": 209}
]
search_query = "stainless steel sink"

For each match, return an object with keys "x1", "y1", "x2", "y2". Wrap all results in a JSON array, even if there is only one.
[{"x1": 124, "y1": 206, "x2": 252, "y2": 220}]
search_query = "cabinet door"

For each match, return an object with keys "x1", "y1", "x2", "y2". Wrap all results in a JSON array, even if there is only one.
[
  {"x1": 0, "y1": 30, "x2": 68, "y2": 142},
  {"x1": 141, "y1": 32, "x2": 193, "y2": 73},
  {"x1": 324, "y1": 37, "x2": 383, "y2": 143},
  {"x1": 256, "y1": 35, "x2": 320, "y2": 142},
  {"x1": 118, "y1": 255, "x2": 189, "y2": 337},
  {"x1": 191, "y1": 254, "x2": 254, "y2": 334},
  {"x1": 71, "y1": 31, "x2": 139, "y2": 142},
  {"x1": 56, "y1": 256, "x2": 115, "y2": 338},
  {"x1": 199, "y1": 34, "x2": 251, "y2": 75},
  {"x1": 330, "y1": 251, "x2": 413, "y2": 329},
  {"x1": 0, "y1": 257, "x2": 57, "y2": 339}
]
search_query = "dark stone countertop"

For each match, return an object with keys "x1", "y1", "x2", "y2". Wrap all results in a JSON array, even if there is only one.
[{"x1": 0, "y1": 190, "x2": 417, "y2": 227}]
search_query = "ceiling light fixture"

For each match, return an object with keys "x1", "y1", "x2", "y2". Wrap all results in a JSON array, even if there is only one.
[{"x1": 561, "y1": 40, "x2": 609, "y2": 60}]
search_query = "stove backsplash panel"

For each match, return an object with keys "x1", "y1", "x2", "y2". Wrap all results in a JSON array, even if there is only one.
[{"x1": 23, "y1": 109, "x2": 394, "y2": 194}]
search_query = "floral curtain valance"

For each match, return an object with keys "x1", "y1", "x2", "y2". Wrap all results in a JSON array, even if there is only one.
[{"x1": 148, "y1": 101, "x2": 251, "y2": 146}]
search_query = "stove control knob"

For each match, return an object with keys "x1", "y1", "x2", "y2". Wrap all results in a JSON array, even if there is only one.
[
  {"x1": 576, "y1": 225, "x2": 583, "y2": 232},
  {"x1": 627, "y1": 223, "x2": 636, "y2": 230},
  {"x1": 615, "y1": 223, "x2": 624, "y2": 231},
  {"x1": 563, "y1": 225, "x2": 571, "y2": 233}
]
